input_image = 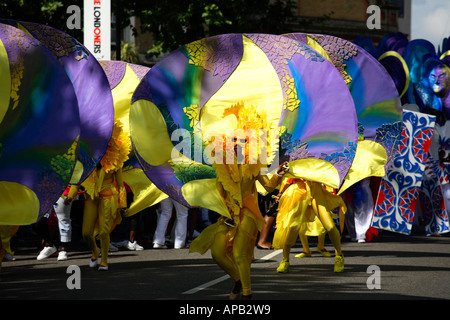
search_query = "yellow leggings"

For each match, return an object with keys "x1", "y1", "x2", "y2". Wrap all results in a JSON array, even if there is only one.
[
  {"x1": 310, "y1": 195, "x2": 342, "y2": 256},
  {"x1": 281, "y1": 198, "x2": 342, "y2": 261},
  {"x1": 82, "y1": 197, "x2": 115, "y2": 267},
  {"x1": 210, "y1": 214, "x2": 257, "y2": 296},
  {"x1": 0, "y1": 225, "x2": 19, "y2": 264},
  {"x1": 299, "y1": 232, "x2": 326, "y2": 253}
]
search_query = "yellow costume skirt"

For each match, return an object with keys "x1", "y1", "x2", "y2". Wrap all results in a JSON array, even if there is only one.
[
  {"x1": 273, "y1": 180, "x2": 345, "y2": 250},
  {"x1": 273, "y1": 180, "x2": 311, "y2": 250},
  {"x1": 300, "y1": 217, "x2": 326, "y2": 237}
]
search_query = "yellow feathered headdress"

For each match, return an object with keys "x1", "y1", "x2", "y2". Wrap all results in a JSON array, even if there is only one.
[{"x1": 100, "y1": 119, "x2": 131, "y2": 173}]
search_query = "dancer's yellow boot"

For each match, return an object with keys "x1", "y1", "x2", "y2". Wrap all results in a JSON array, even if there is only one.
[
  {"x1": 277, "y1": 259, "x2": 290, "y2": 273},
  {"x1": 295, "y1": 251, "x2": 311, "y2": 258},
  {"x1": 317, "y1": 247, "x2": 331, "y2": 257},
  {"x1": 334, "y1": 255, "x2": 344, "y2": 273}
]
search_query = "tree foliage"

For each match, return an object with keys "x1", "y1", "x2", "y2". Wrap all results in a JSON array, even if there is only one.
[
  {"x1": 139, "y1": 0, "x2": 297, "y2": 56},
  {"x1": 0, "y1": 0, "x2": 139, "y2": 41},
  {"x1": 1, "y1": 0, "x2": 82, "y2": 39},
  {"x1": 0, "y1": 0, "x2": 297, "y2": 57}
]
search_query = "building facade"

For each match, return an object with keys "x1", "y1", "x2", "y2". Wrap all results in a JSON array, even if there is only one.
[
  {"x1": 119, "y1": 0, "x2": 411, "y2": 65},
  {"x1": 294, "y1": 0, "x2": 411, "y2": 44}
]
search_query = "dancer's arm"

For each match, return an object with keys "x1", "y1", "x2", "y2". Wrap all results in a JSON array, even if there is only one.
[
  {"x1": 115, "y1": 168, "x2": 127, "y2": 209},
  {"x1": 257, "y1": 161, "x2": 288, "y2": 192}
]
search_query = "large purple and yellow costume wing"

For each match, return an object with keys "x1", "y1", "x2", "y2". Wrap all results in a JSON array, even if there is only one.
[
  {"x1": 0, "y1": 20, "x2": 115, "y2": 185},
  {"x1": 130, "y1": 34, "x2": 358, "y2": 214},
  {"x1": 99, "y1": 60, "x2": 168, "y2": 215},
  {"x1": 0, "y1": 23, "x2": 80, "y2": 224},
  {"x1": 284, "y1": 33, "x2": 403, "y2": 193}
]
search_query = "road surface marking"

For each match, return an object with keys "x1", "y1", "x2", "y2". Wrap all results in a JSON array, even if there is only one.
[{"x1": 182, "y1": 249, "x2": 282, "y2": 295}]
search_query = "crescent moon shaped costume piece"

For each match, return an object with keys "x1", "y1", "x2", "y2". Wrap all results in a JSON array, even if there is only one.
[
  {"x1": 0, "y1": 20, "x2": 115, "y2": 185},
  {"x1": 378, "y1": 51, "x2": 410, "y2": 100},
  {"x1": 130, "y1": 33, "x2": 358, "y2": 298},
  {"x1": 99, "y1": 60, "x2": 168, "y2": 216},
  {"x1": 130, "y1": 33, "x2": 358, "y2": 201},
  {"x1": 284, "y1": 33, "x2": 403, "y2": 193},
  {"x1": 0, "y1": 23, "x2": 80, "y2": 225},
  {"x1": 278, "y1": 33, "x2": 402, "y2": 251}
]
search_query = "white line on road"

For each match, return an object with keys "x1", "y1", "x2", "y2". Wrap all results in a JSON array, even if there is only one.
[{"x1": 182, "y1": 249, "x2": 282, "y2": 295}]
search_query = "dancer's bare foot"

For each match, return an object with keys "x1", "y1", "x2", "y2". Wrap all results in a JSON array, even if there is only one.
[{"x1": 256, "y1": 242, "x2": 273, "y2": 250}]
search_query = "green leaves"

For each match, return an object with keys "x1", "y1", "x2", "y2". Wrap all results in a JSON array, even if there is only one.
[
  {"x1": 40, "y1": 1, "x2": 64, "y2": 17},
  {"x1": 139, "y1": 0, "x2": 296, "y2": 56}
]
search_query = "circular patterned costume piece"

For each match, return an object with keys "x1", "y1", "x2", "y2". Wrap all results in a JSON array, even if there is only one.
[
  {"x1": 130, "y1": 33, "x2": 359, "y2": 298},
  {"x1": 284, "y1": 33, "x2": 403, "y2": 193},
  {"x1": 130, "y1": 33, "x2": 359, "y2": 211},
  {"x1": 0, "y1": 23, "x2": 80, "y2": 224},
  {"x1": 1, "y1": 19, "x2": 115, "y2": 185}
]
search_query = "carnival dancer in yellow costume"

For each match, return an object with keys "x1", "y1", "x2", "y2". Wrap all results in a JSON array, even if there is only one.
[
  {"x1": 189, "y1": 103, "x2": 287, "y2": 300},
  {"x1": 273, "y1": 177, "x2": 346, "y2": 274},
  {"x1": 295, "y1": 185, "x2": 336, "y2": 258},
  {"x1": 75, "y1": 120, "x2": 130, "y2": 271}
]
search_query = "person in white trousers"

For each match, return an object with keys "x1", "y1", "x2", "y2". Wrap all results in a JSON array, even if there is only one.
[
  {"x1": 53, "y1": 196, "x2": 73, "y2": 259},
  {"x1": 153, "y1": 198, "x2": 189, "y2": 249},
  {"x1": 37, "y1": 192, "x2": 76, "y2": 261},
  {"x1": 344, "y1": 178, "x2": 374, "y2": 243}
]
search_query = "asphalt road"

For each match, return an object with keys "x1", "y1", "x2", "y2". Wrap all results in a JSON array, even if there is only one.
[{"x1": 1, "y1": 229, "x2": 450, "y2": 303}]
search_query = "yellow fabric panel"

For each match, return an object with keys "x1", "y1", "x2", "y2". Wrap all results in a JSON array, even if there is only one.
[
  {"x1": 122, "y1": 168, "x2": 168, "y2": 216},
  {"x1": 273, "y1": 181, "x2": 311, "y2": 249},
  {"x1": 338, "y1": 140, "x2": 387, "y2": 195},
  {"x1": 200, "y1": 35, "x2": 283, "y2": 137},
  {"x1": 111, "y1": 64, "x2": 141, "y2": 136},
  {"x1": 274, "y1": 178, "x2": 346, "y2": 251},
  {"x1": 284, "y1": 158, "x2": 341, "y2": 189},
  {"x1": 0, "y1": 38, "x2": 11, "y2": 124},
  {"x1": 188, "y1": 219, "x2": 228, "y2": 255},
  {"x1": 181, "y1": 178, "x2": 231, "y2": 219},
  {"x1": 130, "y1": 99, "x2": 174, "y2": 166},
  {"x1": 300, "y1": 216, "x2": 326, "y2": 237},
  {"x1": 0, "y1": 181, "x2": 40, "y2": 225}
]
